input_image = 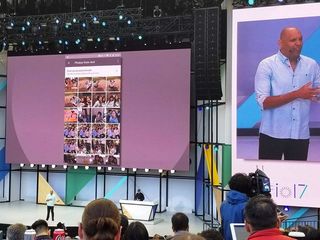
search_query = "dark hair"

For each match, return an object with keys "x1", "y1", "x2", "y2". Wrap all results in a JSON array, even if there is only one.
[
  {"x1": 31, "y1": 219, "x2": 48, "y2": 233},
  {"x1": 297, "y1": 225, "x2": 320, "y2": 240},
  {"x1": 173, "y1": 233, "x2": 205, "y2": 240},
  {"x1": 229, "y1": 173, "x2": 251, "y2": 194},
  {"x1": 124, "y1": 221, "x2": 149, "y2": 240},
  {"x1": 57, "y1": 222, "x2": 65, "y2": 230},
  {"x1": 120, "y1": 214, "x2": 129, "y2": 239},
  {"x1": 244, "y1": 196, "x2": 278, "y2": 231},
  {"x1": 199, "y1": 229, "x2": 223, "y2": 240},
  {"x1": 82, "y1": 198, "x2": 120, "y2": 240},
  {"x1": 171, "y1": 212, "x2": 189, "y2": 232}
]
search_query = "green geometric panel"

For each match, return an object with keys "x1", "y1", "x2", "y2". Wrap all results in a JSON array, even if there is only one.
[
  {"x1": 222, "y1": 144, "x2": 231, "y2": 188},
  {"x1": 66, "y1": 167, "x2": 96, "y2": 205}
]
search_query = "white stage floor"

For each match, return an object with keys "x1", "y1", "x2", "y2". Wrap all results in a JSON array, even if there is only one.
[{"x1": 0, "y1": 201, "x2": 205, "y2": 237}]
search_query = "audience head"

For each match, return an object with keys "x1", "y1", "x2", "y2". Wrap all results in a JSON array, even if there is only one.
[
  {"x1": 152, "y1": 234, "x2": 165, "y2": 240},
  {"x1": 57, "y1": 222, "x2": 66, "y2": 230},
  {"x1": 244, "y1": 196, "x2": 278, "y2": 233},
  {"x1": 24, "y1": 229, "x2": 36, "y2": 240},
  {"x1": 199, "y1": 229, "x2": 223, "y2": 240},
  {"x1": 31, "y1": 219, "x2": 49, "y2": 236},
  {"x1": 297, "y1": 225, "x2": 320, "y2": 240},
  {"x1": 173, "y1": 233, "x2": 205, "y2": 240},
  {"x1": 123, "y1": 221, "x2": 149, "y2": 240},
  {"x1": 229, "y1": 173, "x2": 251, "y2": 195},
  {"x1": 6, "y1": 223, "x2": 26, "y2": 240},
  {"x1": 172, "y1": 212, "x2": 189, "y2": 233},
  {"x1": 120, "y1": 214, "x2": 129, "y2": 239},
  {"x1": 79, "y1": 198, "x2": 121, "y2": 240}
]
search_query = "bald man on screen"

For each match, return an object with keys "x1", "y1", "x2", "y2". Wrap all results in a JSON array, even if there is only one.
[{"x1": 255, "y1": 27, "x2": 320, "y2": 160}]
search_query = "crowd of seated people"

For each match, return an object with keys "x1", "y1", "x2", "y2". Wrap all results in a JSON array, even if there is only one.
[
  {"x1": 4, "y1": 190, "x2": 320, "y2": 240},
  {"x1": 3, "y1": 199, "x2": 222, "y2": 240}
]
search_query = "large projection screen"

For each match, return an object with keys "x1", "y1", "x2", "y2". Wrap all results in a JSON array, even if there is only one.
[
  {"x1": 232, "y1": 3, "x2": 320, "y2": 207},
  {"x1": 6, "y1": 49, "x2": 191, "y2": 171}
]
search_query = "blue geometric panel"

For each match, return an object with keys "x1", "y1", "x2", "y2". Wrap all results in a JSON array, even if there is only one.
[
  {"x1": 237, "y1": 93, "x2": 261, "y2": 128},
  {"x1": 195, "y1": 149, "x2": 204, "y2": 213},
  {"x1": 302, "y1": 27, "x2": 320, "y2": 63},
  {"x1": 0, "y1": 147, "x2": 10, "y2": 181}
]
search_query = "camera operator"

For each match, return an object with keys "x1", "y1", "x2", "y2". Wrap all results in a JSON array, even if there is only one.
[{"x1": 220, "y1": 173, "x2": 251, "y2": 240}]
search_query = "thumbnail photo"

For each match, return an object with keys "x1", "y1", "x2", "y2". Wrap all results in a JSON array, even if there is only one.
[
  {"x1": 92, "y1": 108, "x2": 105, "y2": 123},
  {"x1": 106, "y1": 140, "x2": 120, "y2": 156},
  {"x1": 106, "y1": 124, "x2": 120, "y2": 139},
  {"x1": 106, "y1": 155, "x2": 119, "y2": 166},
  {"x1": 78, "y1": 93, "x2": 92, "y2": 108},
  {"x1": 78, "y1": 124, "x2": 91, "y2": 138},
  {"x1": 64, "y1": 139, "x2": 77, "y2": 153},
  {"x1": 64, "y1": 109, "x2": 78, "y2": 123},
  {"x1": 65, "y1": 77, "x2": 78, "y2": 92},
  {"x1": 77, "y1": 139, "x2": 91, "y2": 154},
  {"x1": 92, "y1": 93, "x2": 106, "y2": 107},
  {"x1": 64, "y1": 123, "x2": 77, "y2": 138},
  {"x1": 106, "y1": 93, "x2": 120, "y2": 108},
  {"x1": 107, "y1": 77, "x2": 121, "y2": 92},
  {"x1": 106, "y1": 109, "x2": 120, "y2": 124},
  {"x1": 92, "y1": 139, "x2": 106, "y2": 154},
  {"x1": 93, "y1": 77, "x2": 107, "y2": 92},
  {"x1": 64, "y1": 93, "x2": 79, "y2": 107},
  {"x1": 79, "y1": 77, "x2": 93, "y2": 92},
  {"x1": 64, "y1": 154, "x2": 77, "y2": 164},
  {"x1": 92, "y1": 124, "x2": 106, "y2": 139},
  {"x1": 78, "y1": 108, "x2": 91, "y2": 123}
]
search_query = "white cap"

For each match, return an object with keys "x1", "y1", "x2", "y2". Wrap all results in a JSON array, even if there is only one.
[{"x1": 288, "y1": 231, "x2": 305, "y2": 238}]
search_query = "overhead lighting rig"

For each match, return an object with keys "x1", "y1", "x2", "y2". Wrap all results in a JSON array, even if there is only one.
[{"x1": 0, "y1": 8, "x2": 193, "y2": 55}]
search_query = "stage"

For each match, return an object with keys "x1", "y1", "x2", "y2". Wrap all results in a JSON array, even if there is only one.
[{"x1": 0, "y1": 201, "x2": 205, "y2": 237}]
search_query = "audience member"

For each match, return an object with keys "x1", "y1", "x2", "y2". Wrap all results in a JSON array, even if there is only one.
[
  {"x1": 6, "y1": 223, "x2": 26, "y2": 240},
  {"x1": 123, "y1": 221, "x2": 149, "y2": 240},
  {"x1": 244, "y1": 196, "x2": 294, "y2": 239},
  {"x1": 120, "y1": 214, "x2": 129, "y2": 240},
  {"x1": 220, "y1": 173, "x2": 251, "y2": 240},
  {"x1": 152, "y1": 234, "x2": 166, "y2": 240},
  {"x1": 166, "y1": 212, "x2": 189, "y2": 239},
  {"x1": 31, "y1": 219, "x2": 52, "y2": 240},
  {"x1": 199, "y1": 229, "x2": 223, "y2": 240},
  {"x1": 24, "y1": 229, "x2": 36, "y2": 240},
  {"x1": 173, "y1": 233, "x2": 205, "y2": 240},
  {"x1": 56, "y1": 222, "x2": 68, "y2": 237},
  {"x1": 296, "y1": 225, "x2": 320, "y2": 240},
  {"x1": 78, "y1": 198, "x2": 121, "y2": 240}
]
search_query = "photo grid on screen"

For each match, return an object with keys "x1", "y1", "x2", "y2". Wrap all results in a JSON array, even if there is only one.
[{"x1": 63, "y1": 73, "x2": 121, "y2": 166}]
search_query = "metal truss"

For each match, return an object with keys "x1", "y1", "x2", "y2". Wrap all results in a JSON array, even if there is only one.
[{"x1": 0, "y1": 8, "x2": 194, "y2": 45}]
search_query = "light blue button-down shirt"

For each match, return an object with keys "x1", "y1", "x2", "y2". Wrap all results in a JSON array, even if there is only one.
[{"x1": 255, "y1": 51, "x2": 320, "y2": 139}]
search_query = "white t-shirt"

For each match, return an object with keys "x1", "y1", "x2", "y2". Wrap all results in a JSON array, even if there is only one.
[{"x1": 46, "y1": 193, "x2": 56, "y2": 207}]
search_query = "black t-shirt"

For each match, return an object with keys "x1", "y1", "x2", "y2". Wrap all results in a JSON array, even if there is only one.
[
  {"x1": 134, "y1": 192, "x2": 145, "y2": 201},
  {"x1": 35, "y1": 235, "x2": 52, "y2": 240}
]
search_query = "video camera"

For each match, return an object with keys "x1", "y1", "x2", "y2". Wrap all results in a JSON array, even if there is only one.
[{"x1": 248, "y1": 169, "x2": 271, "y2": 197}]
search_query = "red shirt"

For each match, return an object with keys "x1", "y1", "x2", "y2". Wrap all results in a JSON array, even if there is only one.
[{"x1": 248, "y1": 228, "x2": 294, "y2": 240}]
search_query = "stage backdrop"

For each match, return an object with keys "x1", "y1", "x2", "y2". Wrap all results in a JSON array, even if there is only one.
[
  {"x1": 6, "y1": 49, "x2": 191, "y2": 171},
  {"x1": 232, "y1": 3, "x2": 320, "y2": 207}
]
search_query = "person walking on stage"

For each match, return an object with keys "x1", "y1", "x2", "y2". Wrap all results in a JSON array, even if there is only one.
[{"x1": 46, "y1": 190, "x2": 56, "y2": 221}]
